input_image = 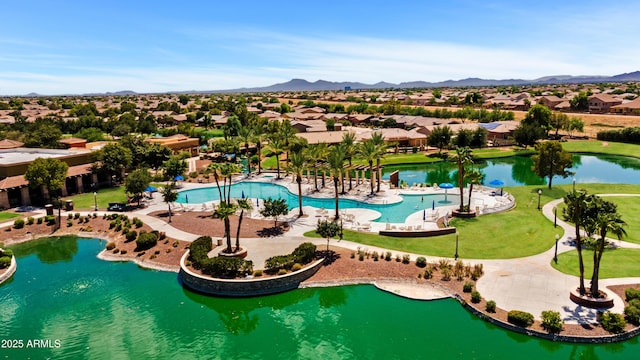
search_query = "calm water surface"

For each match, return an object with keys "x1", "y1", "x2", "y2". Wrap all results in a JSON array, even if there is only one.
[{"x1": 1, "y1": 237, "x2": 638, "y2": 359}]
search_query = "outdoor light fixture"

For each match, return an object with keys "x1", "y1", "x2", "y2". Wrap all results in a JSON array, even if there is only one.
[
  {"x1": 454, "y1": 231, "x2": 459, "y2": 260},
  {"x1": 94, "y1": 192, "x2": 98, "y2": 211},
  {"x1": 554, "y1": 234, "x2": 560, "y2": 264},
  {"x1": 537, "y1": 189, "x2": 542, "y2": 210}
]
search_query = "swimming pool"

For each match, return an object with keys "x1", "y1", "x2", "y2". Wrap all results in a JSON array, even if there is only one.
[{"x1": 177, "y1": 181, "x2": 458, "y2": 223}]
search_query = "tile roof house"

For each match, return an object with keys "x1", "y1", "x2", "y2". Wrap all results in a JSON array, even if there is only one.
[
  {"x1": 588, "y1": 94, "x2": 622, "y2": 113},
  {"x1": 610, "y1": 97, "x2": 640, "y2": 115}
]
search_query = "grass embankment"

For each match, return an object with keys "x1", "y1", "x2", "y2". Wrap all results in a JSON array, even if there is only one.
[
  {"x1": 304, "y1": 184, "x2": 640, "y2": 260},
  {"x1": 552, "y1": 248, "x2": 640, "y2": 279},
  {"x1": 0, "y1": 212, "x2": 21, "y2": 221},
  {"x1": 67, "y1": 187, "x2": 127, "y2": 210},
  {"x1": 562, "y1": 140, "x2": 640, "y2": 159}
]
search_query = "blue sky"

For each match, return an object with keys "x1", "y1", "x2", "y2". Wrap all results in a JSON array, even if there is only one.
[{"x1": 1, "y1": 0, "x2": 638, "y2": 95}]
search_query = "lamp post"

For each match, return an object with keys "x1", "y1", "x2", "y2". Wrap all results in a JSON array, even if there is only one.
[
  {"x1": 454, "y1": 231, "x2": 459, "y2": 260},
  {"x1": 93, "y1": 191, "x2": 98, "y2": 211},
  {"x1": 537, "y1": 189, "x2": 542, "y2": 210},
  {"x1": 572, "y1": 177, "x2": 576, "y2": 192},
  {"x1": 553, "y1": 206, "x2": 557, "y2": 227},
  {"x1": 554, "y1": 234, "x2": 560, "y2": 264}
]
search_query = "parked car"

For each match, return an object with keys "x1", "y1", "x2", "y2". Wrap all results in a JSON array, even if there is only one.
[{"x1": 107, "y1": 202, "x2": 127, "y2": 211}]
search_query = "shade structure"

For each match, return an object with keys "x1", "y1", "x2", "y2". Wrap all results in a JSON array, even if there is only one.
[
  {"x1": 423, "y1": 209, "x2": 426, "y2": 221},
  {"x1": 174, "y1": 175, "x2": 184, "y2": 181},
  {"x1": 432, "y1": 200, "x2": 435, "y2": 210},
  {"x1": 145, "y1": 186, "x2": 157, "y2": 192},
  {"x1": 241, "y1": 190, "x2": 245, "y2": 199},
  {"x1": 488, "y1": 179, "x2": 505, "y2": 187},
  {"x1": 439, "y1": 182, "x2": 454, "y2": 203},
  {"x1": 185, "y1": 194, "x2": 189, "y2": 203}
]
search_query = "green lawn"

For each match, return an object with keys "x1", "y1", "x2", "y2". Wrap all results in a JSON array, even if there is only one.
[
  {"x1": 303, "y1": 184, "x2": 640, "y2": 259},
  {"x1": 0, "y1": 212, "x2": 21, "y2": 221},
  {"x1": 562, "y1": 140, "x2": 640, "y2": 159},
  {"x1": 551, "y1": 248, "x2": 640, "y2": 279},
  {"x1": 66, "y1": 187, "x2": 127, "y2": 210},
  {"x1": 601, "y1": 196, "x2": 640, "y2": 244}
]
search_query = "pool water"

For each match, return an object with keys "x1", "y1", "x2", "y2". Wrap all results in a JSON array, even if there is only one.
[
  {"x1": 178, "y1": 181, "x2": 458, "y2": 223},
  {"x1": 2, "y1": 237, "x2": 638, "y2": 359}
]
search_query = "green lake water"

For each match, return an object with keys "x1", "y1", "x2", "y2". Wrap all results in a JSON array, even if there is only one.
[{"x1": 1, "y1": 237, "x2": 639, "y2": 359}]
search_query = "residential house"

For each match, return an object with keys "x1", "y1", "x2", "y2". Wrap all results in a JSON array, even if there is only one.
[
  {"x1": 610, "y1": 97, "x2": 640, "y2": 115},
  {"x1": 588, "y1": 94, "x2": 622, "y2": 113}
]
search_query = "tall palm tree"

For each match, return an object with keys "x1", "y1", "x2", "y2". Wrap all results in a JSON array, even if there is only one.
[
  {"x1": 251, "y1": 121, "x2": 267, "y2": 174},
  {"x1": 267, "y1": 138, "x2": 285, "y2": 179},
  {"x1": 162, "y1": 183, "x2": 178, "y2": 223},
  {"x1": 279, "y1": 120, "x2": 296, "y2": 163},
  {"x1": 207, "y1": 162, "x2": 223, "y2": 201},
  {"x1": 219, "y1": 163, "x2": 241, "y2": 203},
  {"x1": 287, "y1": 151, "x2": 308, "y2": 217},
  {"x1": 589, "y1": 199, "x2": 626, "y2": 298},
  {"x1": 307, "y1": 143, "x2": 329, "y2": 191},
  {"x1": 453, "y1": 146, "x2": 473, "y2": 213},
  {"x1": 215, "y1": 201, "x2": 237, "y2": 254},
  {"x1": 370, "y1": 132, "x2": 387, "y2": 193},
  {"x1": 358, "y1": 139, "x2": 378, "y2": 196},
  {"x1": 237, "y1": 125, "x2": 253, "y2": 175},
  {"x1": 234, "y1": 198, "x2": 253, "y2": 252},
  {"x1": 327, "y1": 145, "x2": 346, "y2": 220},
  {"x1": 465, "y1": 168, "x2": 483, "y2": 212},
  {"x1": 341, "y1": 132, "x2": 357, "y2": 191},
  {"x1": 563, "y1": 190, "x2": 588, "y2": 295}
]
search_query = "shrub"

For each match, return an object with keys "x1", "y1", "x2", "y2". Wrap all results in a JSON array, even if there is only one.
[
  {"x1": 135, "y1": 232, "x2": 158, "y2": 251},
  {"x1": 350, "y1": 252, "x2": 355, "y2": 259},
  {"x1": 471, "y1": 290, "x2": 481, "y2": 303},
  {"x1": 423, "y1": 268, "x2": 433, "y2": 279},
  {"x1": 0, "y1": 249, "x2": 12, "y2": 257},
  {"x1": 395, "y1": 254, "x2": 401, "y2": 262},
  {"x1": 601, "y1": 311, "x2": 626, "y2": 334},
  {"x1": 137, "y1": 252, "x2": 145, "y2": 257},
  {"x1": 0, "y1": 256, "x2": 11, "y2": 268},
  {"x1": 154, "y1": 250, "x2": 160, "y2": 255},
  {"x1": 26, "y1": 217, "x2": 34, "y2": 225},
  {"x1": 120, "y1": 250, "x2": 127, "y2": 255},
  {"x1": 372, "y1": 251, "x2": 379, "y2": 261},
  {"x1": 37, "y1": 217, "x2": 43, "y2": 224},
  {"x1": 114, "y1": 223, "x2": 122, "y2": 232},
  {"x1": 463, "y1": 282, "x2": 474, "y2": 293},
  {"x1": 486, "y1": 300, "x2": 496, "y2": 313},
  {"x1": 133, "y1": 217, "x2": 144, "y2": 228},
  {"x1": 292, "y1": 242, "x2": 316, "y2": 264},
  {"x1": 199, "y1": 257, "x2": 252, "y2": 278},
  {"x1": 625, "y1": 288, "x2": 640, "y2": 302},
  {"x1": 541, "y1": 310, "x2": 564, "y2": 333},
  {"x1": 74, "y1": 212, "x2": 80, "y2": 219},
  {"x1": 66, "y1": 220, "x2": 73, "y2": 227},
  {"x1": 254, "y1": 270, "x2": 263, "y2": 277},
  {"x1": 385, "y1": 251, "x2": 392, "y2": 261},
  {"x1": 441, "y1": 268, "x2": 452, "y2": 281},
  {"x1": 438, "y1": 259, "x2": 451, "y2": 270},
  {"x1": 277, "y1": 269, "x2": 288, "y2": 275},
  {"x1": 68, "y1": 214, "x2": 73, "y2": 220},
  {"x1": 45, "y1": 215, "x2": 56, "y2": 225},
  {"x1": 402, "y1": 254, "x2": 411, "y2": 264},
  {"x1": 13, "y1": 218, "x2": 25, "y2": 229},
  {"x1": 415, "y1": 256, "x2": 427, "y2": 268},
  {"x1": 189, "y1": 236, "x2": 213, "y2": 268},
  {"x1": 4, "y1": 227, "x2": 10, "y2": 232},
  {"x1": 166, "y1": 248, "x2": 172, "y2": 253},
  {"x1": 172, "y1": 240, "x2": 180, "y2": 248},
  {"x1": 629, "y1": 299, "x2": 640, "y2": 308},
  {"x1": 624, "y1": 304, "x2": 640, "y2": 325},
  {"x1": 125, "y1": 230, "x2": 137, "y2": 242},
  {"x1": 112, "y1": 248, "x2": 120, "y2": 254},
  {"x1": 359, "y1": 251, "x2": 365, "y2": 261},
  {"x1": 291, "y1": 263, "x2": 302, "y2": 271},
  {"x1": 265, "y1": 255, "x2": 294, "y2": 272},
  {"x1": 507, "y1": 310, "x2": 534, "y2": 328},
  {"x1": 471, "y1": 264, "x2": 484, "y2": 280}
]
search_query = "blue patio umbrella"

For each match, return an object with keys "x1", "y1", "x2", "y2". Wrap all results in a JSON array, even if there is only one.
[
  {"x1": 423, "y1": 209, "x2": 426, "y2": 221},
  {"x1": 257, "y1": 198, "x2": 260, "y2": 206},
  {"x1": 432, "y1": 199, "x2": 435, "y2": 211},
  {"x1": 488, "y1": 179, "x2": 505, "y2": 195},
  {"x1": 174, "y1": 175, "x2": 184, "y2": 181},
  {"x1": 145, "y1": 186, "x2": 156, "y2": 192},
  {"x1": 241, "y1": 190, "x2": 245, "y2": 199},
  {"x1": 185, "y1": 194, "x2": 188, "y2": 203},
  {"x1": 439, "y1": 182, "x2": 454, "y2": 203}
]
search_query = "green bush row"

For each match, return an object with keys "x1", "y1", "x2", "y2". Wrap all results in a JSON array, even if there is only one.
[
  {"x1": 264, "y1": 242, "x2": 317, "y2": 273},
  {"x1": 135, "y1": 231, "x2": 158, "y2": 250},
  {"x1": 507, "y1": 310, "x2": 534, "y2": 328}
]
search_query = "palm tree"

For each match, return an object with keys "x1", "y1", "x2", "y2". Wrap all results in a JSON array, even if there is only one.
[
  {"x1": 453, "y1": 146, "x2": 473, "y2": 213},
  {"x1": 563, "y1": 190, "x2": 588, "y2": 295},
  {"x1": 215, "y1": 201, "x2": 237, "y2": 254},
  {"x1": 327, "y1": 145, "x2": 346, "y2": 220},
  {"x1": 287, "y1": 151, "x2": 308, "y2": 217},
  {"x1": 219, "y1": 163, "x2": 241, "y2": 203},
  {"x1": 358, "y1": 139, "x2": 378, "y2": 195},
  {"x1": 162, "y1": 183, "x2": 178, "y2": 223},
  {"x1": 341, "y1": 132, "x2": 357, "y2": 191},
  {"x1": 371, "y1": 132, "x2": 387, "y2": 193},
  {"x1": 237, "y1": 125, "x2": 253, "y2": 175},
  {"x1": 588, "y1": 198, "x2": 626, "y2": 298},
  {"x1": 234, "y1": 198, "x2": 253, "y2": 252},
  {"x1": 280, "y1": 120, "x2": 296, "y2": 163},
  {"x1": 207, "y1": 162, "x2": 223, "y2": 201},
  {"x1": 465, "y1": 168, "x2": 483, "y2": 212},
  {"x1": 251, "y1": 121, "x2": 267, "y2": 174},
  {"x1": 307, "y1": 143, "x2": 328, "y2": 191},
  {"x1": 267, "y1": 137, "x2": 285, "y2": 179}
]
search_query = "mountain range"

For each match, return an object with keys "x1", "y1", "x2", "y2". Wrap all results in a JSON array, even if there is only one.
[
  {"x1": 217, "y1": 71, "x2": 640, "y2": 93},
  {"x1": 18, "y1": 71, "x2": 640, "y2": 96}
]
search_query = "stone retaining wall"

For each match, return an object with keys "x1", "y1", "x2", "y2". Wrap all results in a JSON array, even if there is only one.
[
  {"x1": 0, "y1": 256, "x2": 16, "y2": 284},
  {"x1": 179, "y1": 251, "x2": 324, "y2": 297},
  {"x1": 455, "y1": 295, "x2": 640, "y2": 343}
]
